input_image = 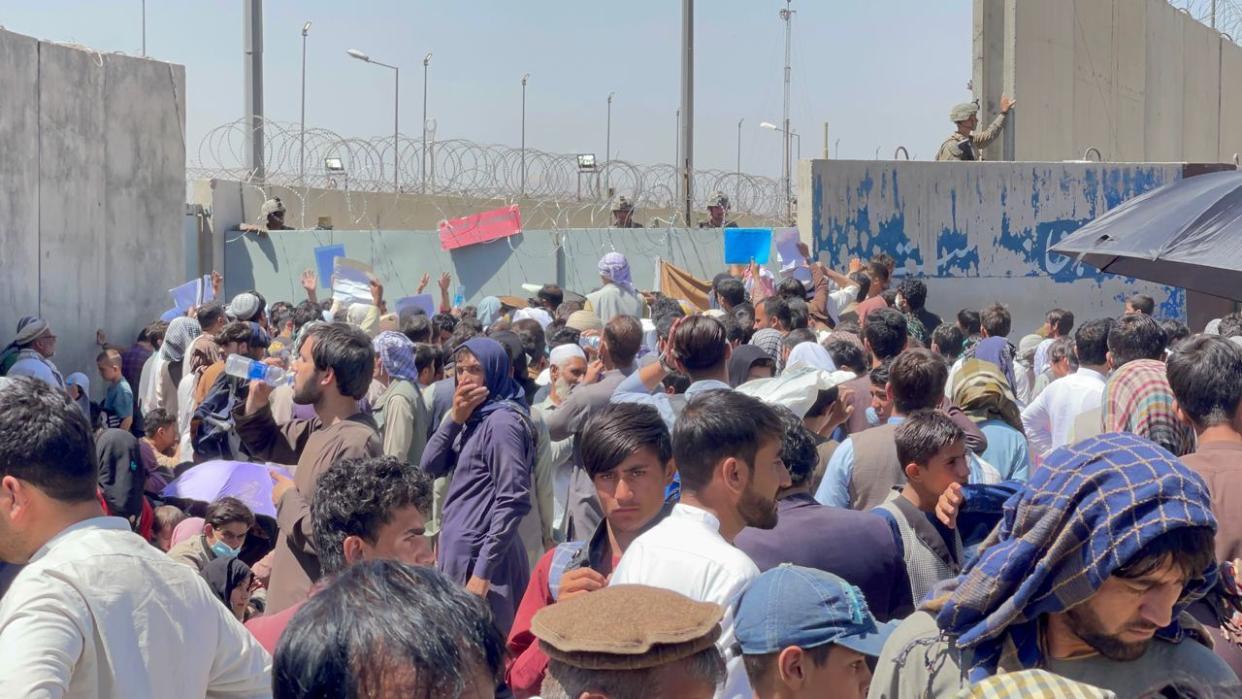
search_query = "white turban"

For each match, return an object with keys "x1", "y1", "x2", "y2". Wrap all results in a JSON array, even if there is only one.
[{"x1": 549, "y1": 343, "x2": 587, "y2": 368}]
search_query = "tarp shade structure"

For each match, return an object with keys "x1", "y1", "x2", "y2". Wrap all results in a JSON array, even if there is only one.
[{"x1": 1050, "y1": 171, "x2": 1242, "y2": 300}]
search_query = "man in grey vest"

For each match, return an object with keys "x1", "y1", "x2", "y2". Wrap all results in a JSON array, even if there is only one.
[{"x1": 815, "y1": 349, "x2": 953, "y2": 511}]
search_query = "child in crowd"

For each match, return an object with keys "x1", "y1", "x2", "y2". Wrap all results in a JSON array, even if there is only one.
[
  {"x1": 875, "y1": 410, "x2": 969, "y2": 605},
  {"x1": 96, "y1": 348, "x2": 134, "y2": 432}
]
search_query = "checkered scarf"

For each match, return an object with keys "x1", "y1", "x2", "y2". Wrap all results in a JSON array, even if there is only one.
[
  {"x1": 749, "y1": 328, "x2": 784, "y2": 368},
  {"x1": 934, "y1": 432, "x2": 1218, "y2": 682},
  {"x1": 1103, "y1": 359, "x2": 1196, "y2": 457},
  {"x1": 372, "y1": 331, "x2": 419, "y2": 383},
  {"x1": 952, "y1": 359, "x2": 1024, "y2": 433}
]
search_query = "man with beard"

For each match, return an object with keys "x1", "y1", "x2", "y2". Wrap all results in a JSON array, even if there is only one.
[
  {"x1": 611, "y1": 389, "x2": 789, "y2": 699},
  {"x1": 545, "y1": 343, "x2": 587, "y2": 408},
  {"x1": 234, "y1": 322, "x2": 382, "y2": 614},
  {"x1": 867, "y1": 432, "x2": 1235, "y2": 698}
]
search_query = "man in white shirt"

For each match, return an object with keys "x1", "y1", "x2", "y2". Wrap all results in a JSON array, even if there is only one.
[
  {"x1": 5, "y1": 316, "x2": 65, "y2": 390},
  {"x1": 611, "y1": 389, "x2": 790, "y2": 699},
  {"x1": 1021, "y1": 318, "x2": 1115, "y2": 458},
  {"x1": 0, "y1": 378, "x2": 270, "y2": 698}
]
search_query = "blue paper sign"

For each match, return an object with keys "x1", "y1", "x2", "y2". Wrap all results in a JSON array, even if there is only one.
[
  {"x1": 723, "y1": 228, "x2": 773, "y2": 265},
  {"x1": 313, "y1": 244, "x2": 346, "y2": 288}
]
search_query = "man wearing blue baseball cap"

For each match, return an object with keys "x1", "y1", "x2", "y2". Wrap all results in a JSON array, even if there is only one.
[{"x1": 735, "y1": 564, "x2": 897, "y2": 699}]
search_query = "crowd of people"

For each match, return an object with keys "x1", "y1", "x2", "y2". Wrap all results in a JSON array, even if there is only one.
[{"x1": 1, "y1": 244, "x2": 1241, "y2": 699}]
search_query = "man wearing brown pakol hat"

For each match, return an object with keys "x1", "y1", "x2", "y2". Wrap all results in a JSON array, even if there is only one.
[{"x1": 532, "y1": 584, "x2": 726, "y2": 699}]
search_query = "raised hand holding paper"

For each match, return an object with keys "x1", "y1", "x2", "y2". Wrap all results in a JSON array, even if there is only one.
[{"x1": 723, "y1": 228, "x2": 773, "y2": 265}]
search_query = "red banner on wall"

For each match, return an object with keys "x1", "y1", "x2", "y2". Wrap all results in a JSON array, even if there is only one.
[{"x1": 438, "y1": 205, "x2": 522, "y2": 251}]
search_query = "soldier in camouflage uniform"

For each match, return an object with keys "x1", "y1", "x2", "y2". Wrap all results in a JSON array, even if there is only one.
[
  {"x1": 935, "y1": 95, "x2": 1016, "y2": 161},
  {"x1": 610, "y1": 195, "x2": 644, "y2": 228},
  {"x1": 698, "y1": 191, "x2": 739, "y2": 228}
]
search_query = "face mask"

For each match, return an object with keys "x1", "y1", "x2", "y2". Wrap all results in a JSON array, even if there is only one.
[{"x1": 211, "y1": 540, "x2": 241, "y2": 559}]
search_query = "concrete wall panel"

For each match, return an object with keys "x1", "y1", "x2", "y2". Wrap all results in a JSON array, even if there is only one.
[
  {"x1": 224, "y1": 227, "x2": 747, "y2": 310},
  {"x1": 803, "y1": 159, "x2": 1185, "y2": 334},
  {"x1": 0, "y1": 31, "x2": 40, "y2": 348},
  {"x1": 102, "y1": 53, "x2": 187, "y2": 353},
  {"x1": 1221, "y1": 42, "x2": 1242, "y2": 161},
  {"x1": 0, "y1": 29, "x2": 185, "y2": 392},
  {"x1": 1181, "y1": 15, "x2": 1222, "y2": 161},
  {"x1": 1113, "y1": 0, "x2": 1148, "y2": 160},
  {"x1": 1071, "y1": 0, "x2": 1118, "y2": 159},
  {"x1": 1010, "y1": 0, "x2": 1075, "y2": 160},
  {"x1": 38, "y1": 40, "x2": 107, "y2": 380},
  {"x1": 983, "y1": 0, "x2": 1239, "y2": 163}
]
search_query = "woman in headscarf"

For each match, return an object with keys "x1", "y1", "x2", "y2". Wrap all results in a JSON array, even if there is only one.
[
  {"x1": 785, "y1": 342, "x2": 838, "y2": 373},
  {"x1": 345, "y1": 303, "x2": 381, "y2": 337},
  {"x1": 952, "y1": 359, "x2": 1032, "y2": 481},
  {"x1": 65, "y1": 372, "x2": 94, "y2": 426},
  {"x1": 475, "y1": 296, "x2": 503, "y2": 329},
  {"x1": 148, "y1": 316, "x2": 201, "y2": 420},
  {"x1": 585, "y1": 252, "x2": 647, "y2": 323},
  {"x1": 371, "y1": 331, "x2": 430, "y2": 464},
  {"x1": 953, "y1": 335, "x2": 1018, "y2": 402},
  {"x1": 96, "y1": 428, "x2": 147, "y2": 526},
  {"x1": 1103, "y1": 358, "x2": 1196, "y2": 456},
  {"x1": 728, "y1": 345, "x2": 775, "y2": 387},
  {"x1": 201, "y1": 556, "x2": 254, "y2": 622},
  {"x1": 420, "y1": 337, "x2": 537, "y2": 637}
]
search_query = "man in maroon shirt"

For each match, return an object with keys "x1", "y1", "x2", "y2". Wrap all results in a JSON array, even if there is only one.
[
  {"x1": 853, "y1": 260, "x2": 892, "y2": 326},
  {"x1": 245, "y1": 455, "x2": 434, "y2": 653},
  {"x1": 506, "y1": 403, "x2": 674, "y2": 698}
]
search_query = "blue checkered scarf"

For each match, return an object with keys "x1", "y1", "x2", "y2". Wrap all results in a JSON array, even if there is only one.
[
  {"x1": 934, "y1": 432, "x2": 1217, "y2": 682},
  {"x1": 372, "y1": 331, "x2": 419, "y2": 383}
]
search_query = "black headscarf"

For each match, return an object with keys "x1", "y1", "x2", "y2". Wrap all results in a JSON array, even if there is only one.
[
  {"x1": 728, "y1": 345, "x2": 773, "y2": 387},
  {"x1": 201, "y1": 556, "x2": 252, "y2": 612},
  {"x1": 95, "y1": 429, "x2": 146, "y2": 522}
]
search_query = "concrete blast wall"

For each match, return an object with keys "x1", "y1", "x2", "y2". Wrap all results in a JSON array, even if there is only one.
[
  {"x1": 192, "y1": 179, "x2": 770, "y2": 276},
  {"x1": 0, "y1": 29, "x2": 186, "y2": 389},
  {"x1": 222, "y1": 227, "x2": 759, "y2": 309},
  {"x1": 973, "y1": 0, "x2": 1242, "y2": 163},
  {"x1": 799, "y1": 159, "x2": 1191, "y2": 335}
]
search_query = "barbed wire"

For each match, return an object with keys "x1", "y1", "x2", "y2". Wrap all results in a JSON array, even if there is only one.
[
  {"x1": 188, "y1": 118, "x2": 786, "y2": 221},
  {"x1": 1173, "y1": 0, "x2": 1242, "y2": 41}
]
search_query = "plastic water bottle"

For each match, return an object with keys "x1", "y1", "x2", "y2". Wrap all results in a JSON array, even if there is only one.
[
  {"x1": 453, "y1": 284, "x2": 466, "y2": 309},
  {"x1": 225, "y1": 355, "x2": 289, "y2": 386}
]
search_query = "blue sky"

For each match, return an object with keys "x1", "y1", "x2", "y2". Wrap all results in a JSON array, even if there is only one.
[{"x1": 0, "y1": 1, "x2": 971, "y2": 176}]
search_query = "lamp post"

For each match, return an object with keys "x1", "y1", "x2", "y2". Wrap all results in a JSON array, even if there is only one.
[
  {"x1": 779, "y1": 0, "x2": 795, "y2": 222},
  {"x1": 736, "y1": 117, "x2": 743, "y2": 209},
  {"x1": 605, "y1": 92, "x2": 614, "y2": 196},
  {"x1": 422, "y1": 52, "x2": 432, "y2": 194},
  {"x1": 299, "y1": 21, "x2": 311, "y2": 193},
  {"x1": 521, "y1": 73, "x2": 529, "y2": 198},
  {"x1": 141, "y1": 0, "x2": 146, "y2": 56},
  {"x1": 347, "y1": 49, "x2": 399, "y2": 192},
  {"x1": 761, "y1": 121, "x2": 799, "y2": 210}
]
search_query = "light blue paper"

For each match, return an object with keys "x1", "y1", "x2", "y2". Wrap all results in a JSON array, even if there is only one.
[
  {"x1": 332, "y1": 257, "x2": 374, "y2": 306},
  {"x1": 723, "y1": 228, "x2": 773, "y2": 265},
  {"x1": 314, "y1": 244, "x2": 346, "y2": 288},
  {"x1": 168, "y1": 279, "x2": 201, "y2": 312},
  {"x1": 160, "y1": 307, "x2": 183, "y2": 322},
  {"x1": 395, "y1": 294, "x2": 436, "y2": 318}
]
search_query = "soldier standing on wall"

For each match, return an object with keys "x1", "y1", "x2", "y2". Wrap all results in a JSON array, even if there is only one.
[
  {"x1": 935, "y1": 95, "x2": 1016, "y2": 161},
  {"x1": 610, "y1": 196, "x2": 644, "y2": 228},
  {"x1": 698, "y1": 191, "x2": 739, "y2": 228}
]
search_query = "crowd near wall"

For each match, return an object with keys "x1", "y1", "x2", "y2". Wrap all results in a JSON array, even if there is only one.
[
  {"x1": 799, "y1": 159, "x2": 1207, "y2": 335},
  {"x1": 0, "y1": 29, "x2": 186, "y2": 385},
  {"x1": 973, "y1": 0, "x2": 1242, "y2": 163}
]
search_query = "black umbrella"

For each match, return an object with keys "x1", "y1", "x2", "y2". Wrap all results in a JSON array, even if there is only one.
[{"x1": 1049, "y1": 170, "x2": 1242, "y2": 300}]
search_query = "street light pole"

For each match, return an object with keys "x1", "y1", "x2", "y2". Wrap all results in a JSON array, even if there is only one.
[
  {"x1": 347, "y1": 49, "x2": 400, "y2": 192},
  {"x1": 300, "y1": 22, "x2": 311, "y2": 193},
  {"x1": 141, "y1": 0, "x2": 146, "y2": 57},
  {"x1": 736, "y1": 118, "x2": 743, "y2": 210},
  {"x1": 680, "y1": 0, "x2": 694, "y2": 226},
  {"x1": 521, "y1": 73, "x2": 529, "y2": 198},
  {"x1": 606, "y1": 92, "x2": 614, "y2": 196},
  {"x1": 779, "y1": 0, "x2": 794, "y2": 222},
  {"x1": 422, "y1": 52, "x2": 432, "y2": 194}
]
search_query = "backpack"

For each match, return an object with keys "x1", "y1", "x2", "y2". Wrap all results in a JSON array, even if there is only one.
[{"x1": 192, "y1": 373, "x2": 247, "y2": 460}]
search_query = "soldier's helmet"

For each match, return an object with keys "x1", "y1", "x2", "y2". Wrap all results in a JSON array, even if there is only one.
[
  {"x1": 949, "y1": 102, "x2": 979, "y2": 123},
  {"x1": 612, "y1": 195, "x2": 635, "y2": 212},
  {"x1": 707, "y1": 191, "x2": 730, "y2": 210}
]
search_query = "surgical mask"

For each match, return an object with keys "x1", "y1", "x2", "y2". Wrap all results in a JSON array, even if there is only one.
[{"x1": 211, "y1": 540, "x2": 241, "y2": 559}]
